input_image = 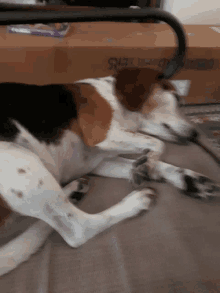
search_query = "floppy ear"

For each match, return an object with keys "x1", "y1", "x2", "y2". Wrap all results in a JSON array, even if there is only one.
[
  {"x1": 69, "y1": 83, "x2": 113, "y2": 147},
  {"x1": 114, "y1": 68, "x2": 163, "y2": 111},
  {"x1": 161, "y1": 80, "x2": 176, "y2": 91}
]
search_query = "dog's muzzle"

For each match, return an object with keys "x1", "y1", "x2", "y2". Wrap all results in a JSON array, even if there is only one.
[
  {"x1": 162, "y1": 123, "x2": 200, "y2": 144},
  {"x1": 188, "y1": 129, "x2": 199, "y2": 143}
]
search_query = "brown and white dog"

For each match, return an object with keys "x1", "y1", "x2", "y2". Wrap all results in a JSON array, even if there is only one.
[{"x1": 0, "y1": 68, "x2": 219, "y2": 275}]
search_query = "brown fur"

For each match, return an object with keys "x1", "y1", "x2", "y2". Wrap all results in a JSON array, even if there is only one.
[
  {"x1": 140, "y1": 84, "x2": 162, "y2": 115},
  {"x1": 66, "y1": 84, "x2": 113, "y2": 147},
  {"x1": 0, "y1": 72, "x2": 174, "y2": 227},
  {"x1": 114, "y1": 68, "x2": 175, "y2": 112}
]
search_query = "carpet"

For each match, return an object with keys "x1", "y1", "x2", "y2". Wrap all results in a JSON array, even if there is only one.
[{"x1": 182, "y1": 103, "x2": 220, "y2": 153}]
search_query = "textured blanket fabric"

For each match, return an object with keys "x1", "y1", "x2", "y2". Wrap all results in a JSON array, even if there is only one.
[
  {"x1": 183, "y1": 103, "x2": 220, "y2": 153},
  {"x1": 0, "y1": 128, "x2": 220, "y2": 293}
]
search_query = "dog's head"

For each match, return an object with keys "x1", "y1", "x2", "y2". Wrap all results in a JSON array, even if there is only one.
[{"x1": 114, "y1": 67, "x2": 198, "y2": 144}]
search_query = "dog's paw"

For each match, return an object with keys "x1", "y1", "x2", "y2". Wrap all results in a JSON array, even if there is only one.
[
  {"x1": 69, "y1": 176, "x2": 90, "y2": 203},
  {"x1": 76, "y1": 176, "x2": 90, "y2": 193},
  {"x1": 122, "y1": 188, "x2": 157, "y2": 215},
  {"x1": 179, "y1": 169, "x2": 220, "y2": 199},
  {"x1": 130, "y1": 150, "x2": 163, "y2": 189}
]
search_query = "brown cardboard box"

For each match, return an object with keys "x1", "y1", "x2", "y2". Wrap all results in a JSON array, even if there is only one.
[{"x1": 0, "y1": 22, "x2": 219, "y2": 104}]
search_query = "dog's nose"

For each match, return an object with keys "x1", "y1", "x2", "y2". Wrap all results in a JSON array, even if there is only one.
[{"x1": 188, "y1": 129, "x2": 199, "y2": 142}]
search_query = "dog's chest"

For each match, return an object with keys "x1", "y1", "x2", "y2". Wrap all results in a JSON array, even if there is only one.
[
  {"x1": 14, "y1": 122, "x2": 107, "y2": 184},
  {"x1": 76, "y1": 77, "x2": 142, "y2": 131},
  {"x1": 46, "y1": 131, "x2": 107, "y2": 183}
]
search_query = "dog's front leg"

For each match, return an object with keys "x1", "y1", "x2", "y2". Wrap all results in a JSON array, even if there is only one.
[
  {"x1": 96, "y1": 127, "x2": 165, "y2": 157},
  {"x1": 62, "y1": 176, "x2": 90, "y2": 202},
  {"x1": 0, "y1": 144, "x2": 156, "y2": 249},
  {"x1": 95, "y1": 129, "x2": 165, "y2": 185},
  {"x1": 91, "y1": 156, "x2": 133, "y2": 179},
  {"x1": 91, "y1": 156, "x2": 161, "y2": 188}
]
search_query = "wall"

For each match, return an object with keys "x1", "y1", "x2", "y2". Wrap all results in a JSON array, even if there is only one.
[{"x1": 163, "y1": 0, "x2": 220, "y2": 25}]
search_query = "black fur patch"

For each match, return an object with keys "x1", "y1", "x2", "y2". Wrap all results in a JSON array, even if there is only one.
[
  {"x1": 133, "y1": 172, "x2": 146, "y2": 186},
  {"x1": 133, "y1": 156, "x2": 148, "y2": 168},
  {"x1": 70, "y1": 191, "x2": 86, "y2": 202},
  {"x1": 0, "y1": 83, "x2": 77, "y2": 145},
  {"x1": 198, "y1": 176, "x2": 208, "y2": 184},
  {"x1": 184, "y1": 175, "x2": 200, "y2": 197}
]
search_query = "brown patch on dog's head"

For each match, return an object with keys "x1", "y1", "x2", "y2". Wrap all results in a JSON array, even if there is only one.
[
  {"x1": 114, "y1": 68, "x2": 176, "y2": 113},
  {"x1": 66, "y1": 83, "x2": 113, "y2": 147},
  {"x1": 114, "y1": 68, "x2": 162, "y2": 112},
  {"x1": 139, "y1": 84, "x2": 162, "y2": 115}
]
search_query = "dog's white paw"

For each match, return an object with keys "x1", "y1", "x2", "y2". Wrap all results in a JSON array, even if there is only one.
[
  {"x1": 64, "y1": 176, "x2": 91, "y2": 204},
  {"x1": 121, "y1": 188, "x2": 157, "y2": 215}
]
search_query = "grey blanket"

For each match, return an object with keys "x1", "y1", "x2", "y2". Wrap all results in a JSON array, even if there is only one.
[{"x1": 0, "y1": 128, "x2": 220, "y2": 293}]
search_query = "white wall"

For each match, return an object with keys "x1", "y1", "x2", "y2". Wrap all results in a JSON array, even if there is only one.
[{"x1": 163, "y1": 0, "x2": 220, "y2": 25}]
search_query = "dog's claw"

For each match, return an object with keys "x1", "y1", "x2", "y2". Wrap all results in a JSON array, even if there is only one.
[
  {"x1": 77, "y1": 176, "x2": 90, "y2": 193},
  {"x1": 180, "y1": 171, "x2": 220, "y2": 200},
  {"x1": 130, "y1": 150, "x2": 162, "y2": 189},
  {"x1": 69, "y1": 176, "x2": 91, "y2": 203},
  {"x1": 122, "y1": 188, "x2": 158, "y2": 213}
]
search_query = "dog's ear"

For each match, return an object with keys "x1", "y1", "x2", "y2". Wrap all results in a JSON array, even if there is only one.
[
  {"x1": 161, "y1": 80, "x2": 176, "y2": 91},
  {"x1": 67, "y1": 84, "x2": 113, "y2": 147},
  {"x1": 114, "y1": 68, "x2": 162, "y2": 111}
]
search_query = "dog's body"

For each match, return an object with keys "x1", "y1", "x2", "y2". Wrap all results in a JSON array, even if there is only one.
[{"x1": 0, "y1": 68, "x2": 219, "y2": 276}]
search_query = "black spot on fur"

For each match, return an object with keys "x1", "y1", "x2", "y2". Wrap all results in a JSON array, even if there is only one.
[
  {"x1": 77, "y1": 182, "x2": 84, "y2": 191},
  {"x1": 198, "y1": 176, "x2": 208, "y2": 184},
  {"x1": 105, "y1": 79, "x2": 112, "y2": 84},
  {"x1": 70, "y1": 191, "x2": 86, "y2": 202},
  {"x1": 133, "y1": 173, "x2": 142, "y2": 186},
  {"x1": 184, "y1": 175, "x2": 200, "y2": 196},
  {"x1": 157, "y1": 177, "x2": 166, "y2": 183},
  {"x1": 0, "y1": 83, "x2": 77, "y2": 145},
  {"x1": 17, "y1": 168, "x2": 26, "y2": 174},
  {"x1": 133, "y1": 156, "x2": 148, "y2": 168},
  {"x1": 45, "y1": 203, "x2": 54, "y2": 214},
  {"x1": 11, "y1": 188, "x2": 23, "y2": 198},
  {"x1": 67, "y1": 213, "x2": 74, "y2": 218},
  {"x1": 143, "y1": 149, "x2": 151, "y2": 155},
  {"x1": 38, "y1": 179, "x2": 44, "y2": 187},
  {"x1": 206, "y1": 186, "x2": 215, "y2": 194},
  {"x1": 17, "y1": 192, "x2": 23, "y2": 198},
  {"x1": 134, "y1": 172, "x2": 152, "y2": 185}
]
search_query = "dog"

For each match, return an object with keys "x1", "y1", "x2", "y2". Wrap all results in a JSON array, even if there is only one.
[{"x1": 0, "y1": 67, "x2": 219, "y2": 276}]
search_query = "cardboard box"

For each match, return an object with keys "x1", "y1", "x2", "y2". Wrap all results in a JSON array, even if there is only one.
[{"x1": 0, "y1": 22, "x2": 219, "y2": 104}]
